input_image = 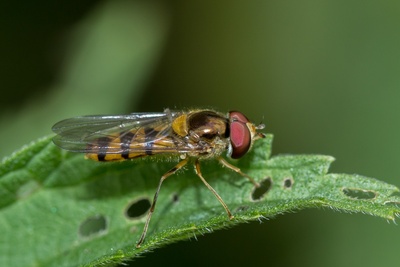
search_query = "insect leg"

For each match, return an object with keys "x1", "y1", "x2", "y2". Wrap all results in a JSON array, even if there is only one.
[
  {"x1": 194, "y1": 159, "x2": 234, "y2": 219},
  {"x1": 136, "y1": 157, "x2": 189, "y2": 248},
  {"x1": 217, "y1": 157, "x2": 260, "y2": 188}
]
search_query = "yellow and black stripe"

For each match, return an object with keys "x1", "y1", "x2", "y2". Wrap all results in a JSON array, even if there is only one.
[{"x1": 86, "y1": 126, "x2": 174, "y2": 161}]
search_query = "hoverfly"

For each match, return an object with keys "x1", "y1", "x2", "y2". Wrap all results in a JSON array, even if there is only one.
[{"x1": 52, "y1": 109, "x2": 265, "y2": 247}]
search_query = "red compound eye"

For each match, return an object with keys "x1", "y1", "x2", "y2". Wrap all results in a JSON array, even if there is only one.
[
  {"x1": 229, "y1": 111, "x2": 251, "y2": 159},
  {"x1": 229, "y1": 111, "x2": 249, "y2": 124}
]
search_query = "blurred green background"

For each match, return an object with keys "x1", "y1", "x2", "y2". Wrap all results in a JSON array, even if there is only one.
[{"x1": 1, "y1": 0, "x2": 399, "y2": 266}]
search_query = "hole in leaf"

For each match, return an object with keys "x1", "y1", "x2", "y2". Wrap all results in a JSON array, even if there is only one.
[
  {"x1": 251, "y1": 177, "x2": 272, "y2": 201},
  {"x1": 384, "y1": 200, "x2": 400, "y2": 209},
  {"x1": 235, "y1": 205, "x2": 249, "y2": 213},
  {"x1": 342, "y1": 188, "x2": 376, "y2": 200},
  {"x1": 125, "y1": 198, "x2": 151, "y2": 219},
  {"x1": 79, "y1": 214, "x2": 107, "y2": 238},
  {"x1": 172, "y1": 193, "x2": 179, "y2": 203},
  {"x1": 283, "y1": 177, "x2": 294, "y2": 189}
]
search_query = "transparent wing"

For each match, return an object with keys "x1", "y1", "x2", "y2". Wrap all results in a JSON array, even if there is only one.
[{"x1": 52, "y1": 111, "x2": 188, "y2": 154}]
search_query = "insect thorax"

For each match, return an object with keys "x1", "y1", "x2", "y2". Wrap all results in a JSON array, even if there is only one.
[{"x1": 173, "y1": 110, "x2": 230, "y2": 159}]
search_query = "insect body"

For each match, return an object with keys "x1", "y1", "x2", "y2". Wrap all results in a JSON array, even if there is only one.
[{"x1": 52, "y1": 109, "x2": 265, "y2": 247}]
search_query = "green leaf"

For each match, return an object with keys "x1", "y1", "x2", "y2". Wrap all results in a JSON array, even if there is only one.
[{"x1": 1, "y1": 135, "x2": 399, "y2": 266}]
